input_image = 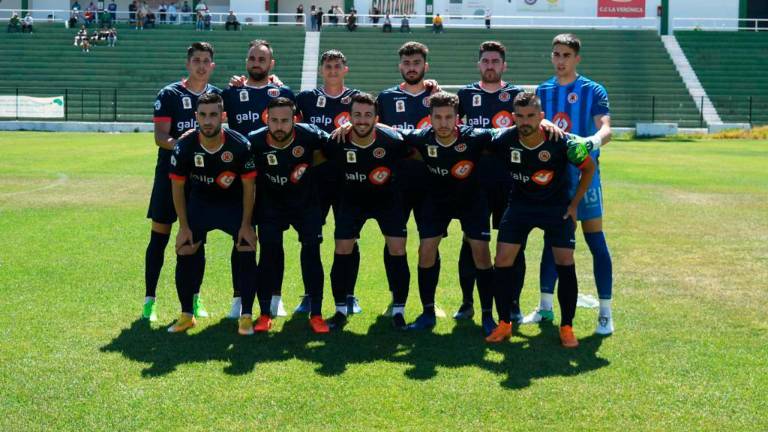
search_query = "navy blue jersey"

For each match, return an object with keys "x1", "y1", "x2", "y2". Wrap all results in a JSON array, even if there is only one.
[
  {"x1": 153, "y1": 80, "x2": 221, "y2": 162},
  {"x1": 321, "y1": 125, "x2": 409, "y2": 199},
  {"x1": 402, "y1": 125, "x2": 492, "y2": 198},
  {"x1": 248, "y1": 123, "x2": 327, "y2": 205},
  {"x1": 169, "y1": 128, "x2": 255, "y2": 204},
  {"x1": 457, "y1": 81, "x2": 522, "y2": 129},
  {"x1": 487, "y1": 127, "x2": 590, "y2": 205},
  {"x1": 296, "y1": 87, "x2": 360, "y2": 133},
  {"x1": 222, "y1": 84, "x2": 295, "y2": 137},
  {"x1": 376, "y1": 85, "x2": 432, "y2": 130}
]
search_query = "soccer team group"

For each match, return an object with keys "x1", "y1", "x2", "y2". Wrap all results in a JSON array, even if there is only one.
[{"x1": 142, "y1": 33, "x2": 615, "y2": 348}]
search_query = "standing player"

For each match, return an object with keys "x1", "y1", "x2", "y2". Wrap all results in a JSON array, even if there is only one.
[
  {"x1": 321, "y1": 93, "x2": 411, "y2": 330},
  {"x1": 143, "y1": 42, "x2": 220, "y2": 322},
  {"x1": 485, "y1": 92, "x2": 595, "y2": 347},
  {"x1": 248, "y1": 97, "x2": 330, "y2": 334},
  {"x1": 166, "y1": 93, "x2": 260, "y2": 335},
  {"x1": 525, "y1": 33, "x2": 614, "y2": 335},
  {"x1": 221, "y1": 39, "x2": 295, "y2": 319},
  {"x1": 293, "y1": 49, "x2": 363, "y2": 316},
  {"x1": 400, "y1": 92, "x2": 496, "y2": 334},
  {"x1": 376, "y1": 41, "x2": 438, "y2": 316}
]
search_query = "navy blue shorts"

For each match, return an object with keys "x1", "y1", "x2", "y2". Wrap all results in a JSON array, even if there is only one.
[
  {"x1": 396, "y1": 159, "x2": 429, "y2": 224},
  {"x1": 476, "y1": 155, "x2": 510, "y2": 230},
  {"x1": 257, "y1": 204, "x2": 323, "y2": 245},
  {"x1": 146, "y1": 158, "x2": 177, "y2": 224},
  {"x1": 497, "y1": 203, "x2": 576, "y2": 249},
  {"x1": 416, "y1": 192, "x2": 491, "y2": 241},
  {"x1": 186, "y1": 198, "x2": 243, "y2": 245},
  {"x1": 334, "y1": 195, "x2": 408, "y2": 240},
  {"x1": 315, "y1": 161, "x2": 342, "y2": 225}
]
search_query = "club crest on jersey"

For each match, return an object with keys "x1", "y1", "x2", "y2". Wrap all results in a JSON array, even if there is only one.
[
  {"x1": 341, "y1": 95, "x2": 351, "y2": 105},
  {"x1": 216, "y1": 171, "x2": 237, "y2": 189},
  {"x1": 369, "y1": 166, "x2": 391, "y2": 185},
  {"x1": 531, "y1": 169, "x2": 554, "y2": 186},
  {"x1": 316, "y1": 96, "x2": 326, "y2": 108},
  {"x1": 267, "y1": 153, "x2": 278, "y2": 166},
  {"x1": 290, "y1": 163, "x2": 309, "y2": 184},
  {"x1": 396, "y1": 100, "x2": 405, "y2": 113},
  {"x1": 182, "y1": 97, "x2": 192, "y2": 110},
  {"x1": 373, "y1": 147, "x2": 386, "y2": 159},
  {"x1": 422, "y1": 96, "x2": 430, "y2": 108},
  {"x1": 552, "y1": 112, "x2": 572, "y2": 132},
  {"x1": 346, "y1": 150, "x2": 357, "y2": 163},
  {"x1": 538, "y1": 150, "x2": 551, "y2": 162},
  {"x1": 511, "y1": 150, "x2": 521, "y2": 164},
  {"x1": 472, "y1": 94, "x2": 482, "y2": 107},
  {"x1": 451, "y1": 160, "x2": 474, "y2": 179},
  {"x1": 268, "y1": 88, "x2": 280, "y2": 98},
  {"x1": 568, "y1": 92, "x2": 579, "y2": 104},
  {"x1": 499, "y1": 92, "x2": 511, "y2": 102},
  {"x1": 221, "y1": 151, "x2": 234, "y2": 163},
  {"x1": 239, "y1": 90, "x2": 249, "y2": 102},
  {"x1": 194, "y1": 154, "x2": 205, "y2": 167},
  {"x1": 427, "y1": 145, "x2": 438, "y2": 158},
  {"x1": 154, "y1": 100, "x2": 161, "y2": 111},
  {"x1": 455, "y1": 143, "x2": 467, "y2": 153},
  {"x1": 292, "y1": 146, "x2": 305, "y2": 158}
]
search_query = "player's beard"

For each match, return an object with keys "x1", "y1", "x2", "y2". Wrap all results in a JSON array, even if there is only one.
[
  {"x1": 401, "y1": 70, "x2": 425, "y2": 86},
  {"x1": 353, "y1": 123, "x2": 374, "y2": 138},
  {"x1": 248, "y1": 68, "x2": 269, "y2": 82},
  {"x1": 482, "y1": 70, "x2": 501, "y2": 84},
  {"x1": 200, "y1": 124, "x2": 221, "y2": 138},
  {"x1": 269, "y1": 129, "x2": 289, "y2": 142},
  {"x1": 518, "y1": 125, "x2": 536, "y2": 137}
]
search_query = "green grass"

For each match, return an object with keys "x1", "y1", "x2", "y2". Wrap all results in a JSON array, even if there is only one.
[{"x1": 0, "y1": 132, "x2": 766, "y2": 430}]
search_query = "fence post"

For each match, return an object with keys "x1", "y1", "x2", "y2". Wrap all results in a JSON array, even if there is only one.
[
  {"x1": 700, "y1": 96, "x2": 704, "y2": 127},
  {"x1": 651, "y1": 95, "x2": 656, "y2": 123},
  {"x1": 15, "y1": 88, "x2": 19, "y2": 121},
  {"x1": 64, "y1": 88, "x2": 69, "y2": 121},
  {"x1": 748, "y1": 96, "x2": 752, "y2": 126},
  {"x1": 114, "y1": 88, "x2": 118, "y2": 121}
]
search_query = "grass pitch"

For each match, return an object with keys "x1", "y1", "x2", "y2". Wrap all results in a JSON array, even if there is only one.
[{"x1": 0, "y1": 132, "x2": 766, "y2": 430}]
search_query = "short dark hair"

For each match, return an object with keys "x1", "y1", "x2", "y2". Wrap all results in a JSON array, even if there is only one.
[
  {"x1": 196, "y1": 92, "x2": 223, "y2": 111},
  {"x1": 479, "y1": 40, "x2": 506, "y2": 61},
  {"x1": 398, "y1": 41, "x2": 428, "y2": 61},
  {"x1": 513, "y1": 92, "x2": 542, "y2": 111},
  {"x1": 267, "y1": 97, "x2": 296, "y2": 115},
  {"x1": 187, "y1": 42, "x2": 214, "y2": 60},
  {"x1": 428, "y1": 91, "x2": 459, "y2": 114},
  {"x1": 248, "y1": 39, "x2": 273, "y2": 57},
  {"x1": 350, "y1": 92, "x2": 377, "y2": 115},
  {"x1": 320, "y1": 49, "x2": 347, "y2": 65},
  {"x1": 552, "y1": 33, "x2": 581, "y2": 55}
]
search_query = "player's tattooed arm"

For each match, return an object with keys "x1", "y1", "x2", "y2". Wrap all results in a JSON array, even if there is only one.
[
  {"x1": 237, "y1": 177, "x2": 257, "y2": 252},
  {"x1": 154, "y1": 121, "x2": 177, "y2": 151}
]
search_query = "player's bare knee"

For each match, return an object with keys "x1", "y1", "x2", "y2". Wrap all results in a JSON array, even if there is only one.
[
  {"x1": 386, "y1": 238, "x2": 406, "y2": 256},
  {"x1": 152, "y1": 222, "x2": 172, "y2": 235},
  {"x1": 552, "y1": 248, "x2": 575, "y2": 266},
  {"x1": 581, "y1": 217, "x2": 603, "y2": 233},
  {"x1": 335, "y1": 239, "x2": 355, "y2": 255}
]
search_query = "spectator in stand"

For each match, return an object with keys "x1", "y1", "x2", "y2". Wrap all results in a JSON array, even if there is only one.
[
  {"x1": 8, "y1": 13, "x2": 21, "y2": 33},
  {"x1": 346, "y1": 9, "x2": 357, "y2": 31},
  {"x1": 108, "y1": 0, "x2": 117, "y2": 23},
  {"x1": 181, "y1": 1, "x2": 191, "y2": 23},
  {"x1": 194, "y1": 0, "x2": 208, "y2": 14},
  {"x1": 128, "y1": 0, "x2": 137, "y2": 26},
  {"x1": 370, "y1": 5, "x2": 380, "y2": 27},
  {"x1": 107, "y1": 27, "x2": 117, "y2": 46},
  {"x1": 309, "y1": 5, "x2": 317, "y2": 31},
  {"x1": 484, "y1": 8, "x2": 491, "y2": 29},
  {"x1": 146, "y1": 5, "x2": 157, "y2": 28},
  {"x1": 74, "y1": 24, "x2": 88, "y2": 45},
  {"x1": 72, "y1": 1, "x2": 82, "y2": 11},
  {"x1": 316, "y1": 7, "x2": 324, "y2": 31},
  {"x1": 100, "y1": 9, "x2": 112, "y2": 27},
  {"x1": 159, "y1": 3, "x2": 167, "y2": 24},
  {"x1": 328, "y1": 5, "x2": 337, "y2": 26},
  {"x1": 203, "y1": 9, "x2": 211, "y2": 30},
  {"x1": 21, "y1": 13, "x2": 33, "y2": 33},
  {"x1": 86, "y1": 2, "x2": 97, "y2": 23},
  {"x1": 168, "y1": 2, "x2": 178, "y2": 23},
  {"x1": 225, "y1": 10, "x2": 239, "y2": 31},
  {"x1": 296, "y1": 4, "x2": 304, "y2": 26},
  {"x1": 335, "y1": 5, "x2": 345, "y2": 27},
  {"x1": 432, "y1": 13, "x2": 444, "y2": 33},
  {"x1": 400, "y1": 15, "x2": 410, "y2": 32},
  {"x1": 383, "y1": 12, "x2": 392, "y2": 32},
  {"x1": 136, "y1": 1, "x2": 148, "y2": 29}
]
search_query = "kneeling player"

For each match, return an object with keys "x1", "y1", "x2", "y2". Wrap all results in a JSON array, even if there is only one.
[
  {"x1": 166, "y1": 93, "x2": 261, "y2": 335},
  {"x1": 249, "y1": 97, "x2": 329, "y2": 334},
  {"x1": 485, "y1": 93, "x2": 595, "y2": 348},
  {"x1": 321, "y1": 93, "x2": 411, "y2": 330},
  {"x1": 400, "y1": 92, "x2": 495, "y2": 334}
]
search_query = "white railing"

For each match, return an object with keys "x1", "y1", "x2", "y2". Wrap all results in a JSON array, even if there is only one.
[
  {"x1": 0, "y1": 9, "x2": 304, "y2": 26},
  {"x1": 673, "y1": 17, "x2": 768, "y2": 32},
  {"x1": 321, "y1": 14, "x2": 659, "y2": 30}
]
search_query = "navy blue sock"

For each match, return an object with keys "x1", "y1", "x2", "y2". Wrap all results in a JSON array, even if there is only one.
[
  {"x1": 236, "y1": 251, "x2": 257, "y2": 315},
  {"x1": 539, "y1": 239, "x2": 558, "y2": 294},
  {"x1": 300, "y1": 243, "x2": 324, "y2": 316},
  {"x1": 417, "y1": 263, "x2": 439, "y2": 316},
  {"x1": 144, "y1": 230, "x2": 169, "y2": 297},
  {"x1": 458, "y1": 240, "x2": 476, "y2": 305},
  {"x1": 230, "y1": 245, "x2": 240, "y2": 298},
  {"x1": 476, "y1": 267, "x2": 494, "y2": 315},
  {"x1": 556, "y1": 264, "x2": 578, "y2": 327},
  {"x1": 331, "y1": 253, "x2": 353, "y2": 307},
  {"x1": 510, "y1": 251, "x2": 526, "y2": 315},
  {"x1": 386, "y1": 254, "x2": 410, "y2": 306},
  {"x1": 493, "y1": 265, "x2": 514, "y2": 323},
  {"x1": 192, "y1": 244, "x2": 205, "y2": 295},
  {"x1": 175, "y1": 253, "x2": 199, "y2": 314},
  {"x1": 258, "y1": 242, "x2": 284, "y2": 313},
  {"x1": 348, "y1": 242, "x2": 360, "y2": 296},
  {"x1": 383, "y1": 245, "x2": 394, "y2": 293},
  {"x1": 584, "y1": 231, "x2": 613, "y2": 300}
]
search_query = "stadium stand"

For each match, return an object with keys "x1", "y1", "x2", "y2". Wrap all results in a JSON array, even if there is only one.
[
  {"x1": 320, "y1": 27, "x2": 702, "y2": 128},
  {"x1": 0, "y1": 24, "x2": 305, "y2": 122},
  {"x1": 676, "y1": 31, "x2": 768, "y2": 126}
]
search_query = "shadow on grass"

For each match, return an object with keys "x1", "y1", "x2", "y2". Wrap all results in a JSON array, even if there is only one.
[{"x1": 101, "y1": 314, "x2": 609, "y2": 389}]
